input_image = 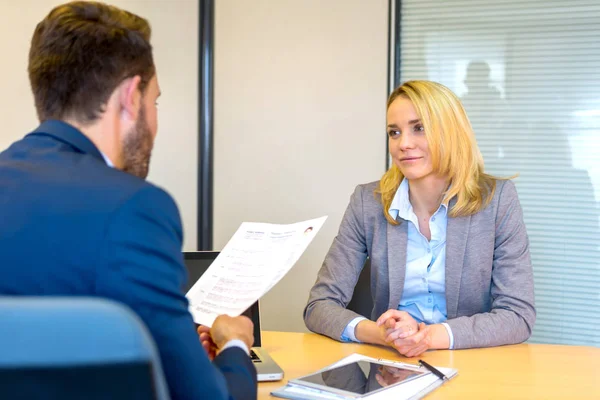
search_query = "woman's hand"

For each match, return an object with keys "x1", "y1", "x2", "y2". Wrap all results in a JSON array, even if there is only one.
[
  {"x1": 356, "y1": 311, "x2": 447, "y2": 356},
  {"x1": 388, "y1": 322, "x2": 451, "y2": 357},
  {"x1": 376, "y1": 309, "x2": 419, "y2": 343},
  {"x1": 388, "y1": 322, "x2": 432, "y2": 357}
]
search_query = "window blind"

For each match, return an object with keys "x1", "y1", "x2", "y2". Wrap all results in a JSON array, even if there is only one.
[{"x1": 395, "y1": 0, "x2": 600, "y2": 346}]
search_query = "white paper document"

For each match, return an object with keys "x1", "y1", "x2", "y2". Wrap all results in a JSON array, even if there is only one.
[{"x1": 186, "y1": 216, "x2": 327, "y2": 326}]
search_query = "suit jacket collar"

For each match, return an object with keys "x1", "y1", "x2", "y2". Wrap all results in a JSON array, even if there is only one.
[
  {"x1": 27, "y1": 120, "x2": 105, "y2": 163},
  {"x1": 445, "y1": 198, "x2": 471, "y2": 319},
  {"x1": 387, "y1": 219, "x2": 408, "y2": 310}
]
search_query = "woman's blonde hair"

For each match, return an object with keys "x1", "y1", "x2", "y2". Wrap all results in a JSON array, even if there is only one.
[{"x1": 377, "y1": 80, "x2": 500, "y2": 224}]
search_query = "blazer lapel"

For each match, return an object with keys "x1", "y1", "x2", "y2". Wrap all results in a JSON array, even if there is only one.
[
  {"x1": 387, "y1": 219, "x2": 408, "y2": 310},
  {"x1": 445, "y1": 202, "x2": 471, "y2": 319}
]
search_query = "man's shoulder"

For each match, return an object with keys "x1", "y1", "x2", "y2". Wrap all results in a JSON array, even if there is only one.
[
  {"x1": 61, "y1": 158, "x2": 171, "y2": 215},
  {"x1": 97, "y1": 166, "x2": 165, "y2": 202},
  {"x1": 1, "y1": 134, "x2": 178, "y2": 226},
  {"x1": 89, "y1": 168, "x2": 180, "y2": 226},
  {"x1": 52, "y1": 149, "x2": 176, "y2": 214}
]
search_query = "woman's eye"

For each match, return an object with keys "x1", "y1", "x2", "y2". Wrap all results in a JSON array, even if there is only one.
[
  {"x1": 387, "y1": 130, "x2": 400, "y2": 138},
  {"x1": 414, "y1": 124, "x2": 424, "y2": 132}
]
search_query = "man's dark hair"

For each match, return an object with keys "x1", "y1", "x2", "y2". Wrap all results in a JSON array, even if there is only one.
[{"x1": 28, "y1": 1, "x2": 155, "y2": 124}]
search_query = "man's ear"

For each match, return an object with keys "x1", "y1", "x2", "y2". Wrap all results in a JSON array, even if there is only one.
[{"x1": 118, "y1": 76, "x2": 142, "y2": 121}]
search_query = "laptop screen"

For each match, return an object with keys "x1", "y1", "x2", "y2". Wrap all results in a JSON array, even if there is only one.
[{"x1": 182, "y1": 251, "x2": 262, "y2": 347}]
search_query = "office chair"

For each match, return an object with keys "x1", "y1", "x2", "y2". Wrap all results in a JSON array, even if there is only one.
[
  {"x1": 0, "y1": 297, "x2": 170, "y2": 400},
  {"x1": 346, "y1": 258, "x2": 374, "y2": 318}
]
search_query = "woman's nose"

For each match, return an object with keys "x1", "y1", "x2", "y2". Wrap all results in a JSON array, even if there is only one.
[{"x1": 398, "y1": 131, "x2": 415, "y2": 150}]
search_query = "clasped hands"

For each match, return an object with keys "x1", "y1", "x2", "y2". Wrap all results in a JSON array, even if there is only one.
[{"x1": 375, "y1": 310, "x2": 432, "y2": 358}]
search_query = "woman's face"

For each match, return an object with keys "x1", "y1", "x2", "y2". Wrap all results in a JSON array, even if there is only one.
[{"x1": 387, "y1": 96, "x2": 433, "y2": 182}]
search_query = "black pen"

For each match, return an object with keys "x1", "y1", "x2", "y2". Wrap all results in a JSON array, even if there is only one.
[{"x1": 418, "y1": 359, "x2": 448, "y2": 381}]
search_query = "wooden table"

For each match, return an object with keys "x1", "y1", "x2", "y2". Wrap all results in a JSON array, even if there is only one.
[{"x1": 259, "y1": 331, "x2": 600, "y2": 399}]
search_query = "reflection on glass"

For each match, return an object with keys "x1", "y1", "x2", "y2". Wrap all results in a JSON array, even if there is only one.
[
  {"x1": 461, "y1": 60, "x2": 509, "y2": 172},
  {"x1": 294, "y1": 360, "x2": 425, "y2": 396},
  {"x1": 374, "y1": 365, "x2": 421, "y2": 387}
]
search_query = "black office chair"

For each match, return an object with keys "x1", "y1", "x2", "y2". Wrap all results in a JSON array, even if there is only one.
[{"x1": 346, "y1": 258, "x2": 374, "y2": 318}]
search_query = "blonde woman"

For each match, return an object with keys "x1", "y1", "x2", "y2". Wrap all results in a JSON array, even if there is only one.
[{"x1": 304, "y1": 80, "x2": 535, "y2": 357}]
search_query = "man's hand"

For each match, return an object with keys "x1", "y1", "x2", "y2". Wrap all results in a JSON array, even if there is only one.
[
  {"x1": 197, "y1": 325, "x2": 218, "y2": 361},
  {"x1": 210, "y1": 314, "x2": 254, "y2": 350}
]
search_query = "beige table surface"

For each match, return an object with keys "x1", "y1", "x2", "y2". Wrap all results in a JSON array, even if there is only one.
[{"x1": 258, "y1": 331, "x2": 600, "y2": 399}]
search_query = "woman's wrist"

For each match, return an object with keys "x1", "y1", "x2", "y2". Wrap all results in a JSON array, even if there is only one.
[
  {"x1": 355, "y1": 319, "x2": 388, "y2": 346},
  {"x1": 429, "y1": 323, "x2": 451, "y2": 349}
]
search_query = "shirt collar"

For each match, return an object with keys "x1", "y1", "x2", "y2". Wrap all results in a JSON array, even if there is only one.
[
  {"x1": 388, "y1": 178, "x2": 448, "y2": 221},
  {"x1": 99, "y1": 151, "x2": 114, "y2": 168}
]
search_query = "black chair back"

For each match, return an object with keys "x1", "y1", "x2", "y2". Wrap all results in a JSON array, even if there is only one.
[{"x1": 346, "y1": 258, "x2": 374, "y2": 318}]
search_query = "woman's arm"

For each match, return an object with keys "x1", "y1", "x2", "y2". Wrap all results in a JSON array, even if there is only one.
[
  {"x1": 445, "y1": 180, "x2": 536, "y2": 349},
  {"x1": 303, "y1": 185, "x2": 370, "y2": 340}
]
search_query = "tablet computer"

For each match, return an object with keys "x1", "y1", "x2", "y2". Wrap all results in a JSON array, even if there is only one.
[{"x1": 288, "y1": 360, "x2": 428, "y2": 398}]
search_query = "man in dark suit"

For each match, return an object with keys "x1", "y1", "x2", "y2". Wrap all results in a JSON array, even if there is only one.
[{"x1": 0, "y1": 2, "x2": 256, "y2": 399}]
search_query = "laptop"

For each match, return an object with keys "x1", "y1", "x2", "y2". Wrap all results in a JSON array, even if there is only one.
[{"x1": 182, "y1": 251, "x2": 284, "y2": 382}]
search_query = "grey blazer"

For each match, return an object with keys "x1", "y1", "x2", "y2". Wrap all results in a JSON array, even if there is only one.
[{"x1": 304, "y1": 179, "x2": 535, "y2": 349}]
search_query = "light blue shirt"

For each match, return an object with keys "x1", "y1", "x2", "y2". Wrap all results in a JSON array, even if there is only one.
[
  {"x1": 341, "y1": 178, "x2": 454, "y2": 348},
  {"x1": 99, "y1": 151, "x2": 114, "y2": 167}
]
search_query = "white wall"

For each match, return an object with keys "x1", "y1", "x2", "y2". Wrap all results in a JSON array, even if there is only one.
[
  {"x1": 213, "y1": 0, "x2": 388, "y2": 332},
  {"x1": 1, "y1": 0, "x2": 389, "y2": 333},
  {"x1": 0, "y1": 0, "x2": 199, "y2": 250}
]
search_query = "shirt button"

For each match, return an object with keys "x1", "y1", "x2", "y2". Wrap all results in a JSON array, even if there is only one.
[
  {"x1": 427, "y1": 248, "x2": 431, "y2": 253},
  {"x1": 428, "y1": 298, "x2": 432, "y2": 303},
  {"x1": 432, "y1": 217, "x2": 436, "y2": 221}
]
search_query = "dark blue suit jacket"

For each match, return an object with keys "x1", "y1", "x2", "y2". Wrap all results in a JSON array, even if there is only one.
[{"x1": 0, "y1": 120, "x2": 257, "y2": 400}]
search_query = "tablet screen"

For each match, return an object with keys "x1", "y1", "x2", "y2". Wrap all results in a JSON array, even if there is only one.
[{"x1": 292, "y1": 360, "x2": 426, "y2": 396}]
